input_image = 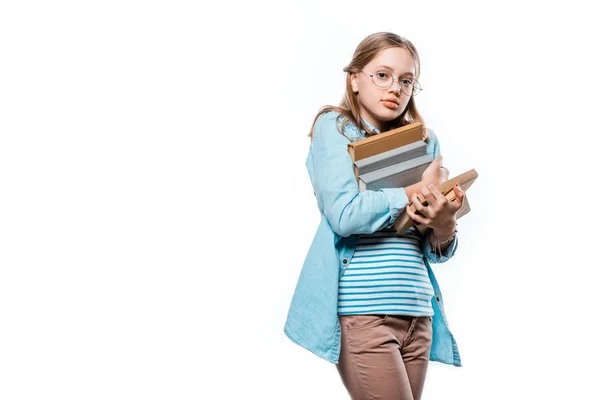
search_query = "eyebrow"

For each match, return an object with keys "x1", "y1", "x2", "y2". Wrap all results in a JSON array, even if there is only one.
[{"x1": 375, "y1": 65, "x2": 415, "y2": 77}]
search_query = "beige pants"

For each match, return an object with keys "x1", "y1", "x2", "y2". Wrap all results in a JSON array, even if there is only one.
[{"x1": 336, "y1": 314, "x2": 433, "y2": 400}]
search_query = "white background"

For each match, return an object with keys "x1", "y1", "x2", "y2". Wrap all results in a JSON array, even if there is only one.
[{"x1": 1, "y1": 1, "x2": 599, "y2": 399}]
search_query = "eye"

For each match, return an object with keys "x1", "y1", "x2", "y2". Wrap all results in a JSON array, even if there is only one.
[
  {"x1": 376, "y1": 71, "x2": 390, "y2": 79},
  {"x1": 400, "y1": 78, "x2": 413, "y2": 85}
]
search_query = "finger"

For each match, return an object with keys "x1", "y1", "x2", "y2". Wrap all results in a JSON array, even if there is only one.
[
  {"x1": 411, "y1": 193, "x2": 432, "y2": 219},
  {"x1": 439, "y1": 166, "x2": 449, "y2": 183},
  {"x1": 406, "y1": 200, "x2": 428, "y2": 225},
  {"x1": 450, "y1": 184, "x2": 465, "y2": 211},
  {"x1": 433, "y1": 155, "x2": 443, "y2": 169},
  {"x1": 454, "y1": 184, "x2": 465, "y2": 200},
  {"x1": 428, "y1": 155, "x2": 441, "y2": 170},
  {"x1": 423, "y1": 183, "x2": 445, "y2": 205}
]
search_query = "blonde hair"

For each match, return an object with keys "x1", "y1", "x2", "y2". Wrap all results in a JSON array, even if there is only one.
[{"x1": 308, "y1": 32, "x2": 426, "y2": 139}]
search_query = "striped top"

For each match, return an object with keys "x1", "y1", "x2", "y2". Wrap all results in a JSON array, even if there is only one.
[{"x1": 337, "y1": 227, "x2": 435, "y2": 316}]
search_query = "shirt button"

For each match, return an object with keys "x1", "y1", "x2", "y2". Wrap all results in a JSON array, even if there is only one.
[
  {"x1": 435, "y1": 296, "x2": 440, "y2": 302},
  {"x1": 342, "y1": 259, "x2": 347, "y2": 264}
]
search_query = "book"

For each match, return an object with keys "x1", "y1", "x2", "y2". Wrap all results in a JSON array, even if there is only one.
[
  {"x1": 348, "y1": 122, "x2": 425, "y2": 178},
  {"x1": 393, "y1": 168, "x2": 479, "y2": 233},
  {"x1": 358, "y1": 153, "x2": 433, "y2": 191},
  {"x1": 353, "y1": 140, "x2": 428, "y2": 178}
]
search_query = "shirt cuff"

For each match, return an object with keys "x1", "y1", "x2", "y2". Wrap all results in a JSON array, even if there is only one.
[
  {"x1": 422, "y1": 233, "x2": 459, "y2": 263},
  {"x1": 379, "y1": 188, "x2": 409, "y2": 228}
]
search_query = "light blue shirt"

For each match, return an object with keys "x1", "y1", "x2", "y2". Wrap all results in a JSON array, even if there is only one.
[{"x1": 283, "y1": 111, "x2": 462, "y2": 366}]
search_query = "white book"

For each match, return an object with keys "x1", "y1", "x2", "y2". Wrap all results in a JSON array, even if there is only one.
[
  {"x1": 358, "y1": 154, "x2": 433, "y2": 192},
  {"x1": 353, "y1": 140, "x2": 427, "y2": 176}
]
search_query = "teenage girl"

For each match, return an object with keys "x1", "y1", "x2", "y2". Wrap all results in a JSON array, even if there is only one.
[{"x1": 284, "y1": 32, "x2": 465, "y2": 400}]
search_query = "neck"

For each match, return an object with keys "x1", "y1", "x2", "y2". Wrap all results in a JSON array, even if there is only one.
[{"x1": 359, "y1": 111, "x2": 383, "y2": 132}]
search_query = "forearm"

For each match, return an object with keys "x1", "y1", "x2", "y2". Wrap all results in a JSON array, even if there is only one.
[
  {"x1": 403, "y1": 180, "x2": 426, "y2": 201},
  {"x1": 325, "y1": 187, "x2": 409, "y2": 237}
]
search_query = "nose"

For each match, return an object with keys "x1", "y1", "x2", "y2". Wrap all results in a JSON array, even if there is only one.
[{"x1": 388, "y1": 79, "x2": 402, "y2": 94}]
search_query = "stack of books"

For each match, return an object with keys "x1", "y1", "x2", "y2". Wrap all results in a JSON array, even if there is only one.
[
  {"x1": 349, "y1": 123, "x2": 430, "y2": 192},
  {"x1": 347, "y1": 122, "x2": 478, "y2": 234}
]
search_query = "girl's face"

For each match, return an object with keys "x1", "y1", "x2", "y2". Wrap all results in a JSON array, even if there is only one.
[{"x1": 350, "y1": 47, "x2": 416, "y2": 131}]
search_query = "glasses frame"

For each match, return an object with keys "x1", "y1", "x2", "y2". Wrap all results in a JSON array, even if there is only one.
[{"x1": 361, "y1": 70, "x2": 422, "y2": 96}]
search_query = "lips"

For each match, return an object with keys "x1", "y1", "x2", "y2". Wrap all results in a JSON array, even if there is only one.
[
  {"x1": 381, "y1": 98, "x2": 399, "y2": 110},
  {"x1": 382, "y1": 97, "x2": 399, "y2": 105}
]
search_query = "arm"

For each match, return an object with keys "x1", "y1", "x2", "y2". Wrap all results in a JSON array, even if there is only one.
[{"x1": 309, "y1": 112, "x2": 413, "y2": 237}]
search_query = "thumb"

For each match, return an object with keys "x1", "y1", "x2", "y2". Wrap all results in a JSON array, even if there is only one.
[
  {"x1": 454, "y1": 183, "x2": 465, "y2": 198},
  {"x1": 435, "y1": 155, "x2": 443, "y2": 166}
]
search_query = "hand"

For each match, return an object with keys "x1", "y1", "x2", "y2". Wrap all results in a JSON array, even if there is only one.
[
  {"x1": 421, "y1": 155, "x2": 449, "y2": 187},
  {"x1": 406, "y1": 183, "x2": 465, "y2": 234}
]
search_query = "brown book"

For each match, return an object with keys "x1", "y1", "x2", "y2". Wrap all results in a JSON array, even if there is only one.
[
  {"x1": 393, "y1": 168, "x2": 478, "y2": 233},
  {"x1": 347, "y1": 122, "x2": 426, "y2": 179}
]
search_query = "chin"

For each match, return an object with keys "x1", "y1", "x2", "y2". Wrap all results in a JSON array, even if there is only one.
[{"x1": 375, "y1": 109, "x2": 401, "y2": 123}]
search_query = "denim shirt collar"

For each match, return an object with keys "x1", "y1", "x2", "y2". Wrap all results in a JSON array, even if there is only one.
[{"x1": 360, "y1": 117, "x2": 381, "y2": 135}]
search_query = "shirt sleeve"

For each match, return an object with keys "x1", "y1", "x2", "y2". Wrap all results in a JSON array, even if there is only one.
[
  {"x1": 309, "y1": 111, "x2": 409, "y2": 237},
  {"x1": 421, "y1": 233, "x2": 459, "y2": 264}
]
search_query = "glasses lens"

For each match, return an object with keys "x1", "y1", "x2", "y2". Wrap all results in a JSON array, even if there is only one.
[
  {"x1": 372, "y1": 71, "x2": 392, "y2": 88},
  {"x1": 399, "y1": 79, "x2": 413, "y2": 96},
  {"x1": 411, "y1": 80, "x2": 421, "y2": 96}
]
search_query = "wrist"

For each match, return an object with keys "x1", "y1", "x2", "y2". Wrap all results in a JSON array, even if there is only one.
[
  {"x1": 405, "y1": 181, "x2": 426, "y2": 201},
  {"x1": 419, "y1": 179, "x2": 431, "y2": 190},
  {"x1": 429, "y1": 228, "x2": 457, "y2": 248},
  {"x1": 431, "y1": 229, "x2": 456, "y2": 241},
  {"x1": 432, "y1": 222, "x2": 457, "y2": 239}
]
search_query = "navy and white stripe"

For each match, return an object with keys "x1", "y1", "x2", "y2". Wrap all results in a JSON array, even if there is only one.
[{"x1": 337, "y1": 227, "x2": 434, "y2": 316}]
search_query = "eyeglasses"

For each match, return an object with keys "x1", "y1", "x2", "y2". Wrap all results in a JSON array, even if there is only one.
[{"x1": 361, "y1": 70, "x2": 422, "y2": 96}]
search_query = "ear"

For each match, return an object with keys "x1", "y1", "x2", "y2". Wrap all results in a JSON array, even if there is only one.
[{"x1": 350, "y1": 72, "x2": 359, "y2": 94}]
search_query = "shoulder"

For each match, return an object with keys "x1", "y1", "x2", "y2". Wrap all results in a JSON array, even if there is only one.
[
  {"x1": 314, "y1": 110, "x2": 346, "y2": 133},
  {"x1": 313, "y1": 110, "x2": 363, "y2": 143},
  {"x1": 424, "y1": 127, "x2": 443, "y2": 157},
  {"x1": 425, "y1": 127, "x2": 439, "y2": 144}
]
